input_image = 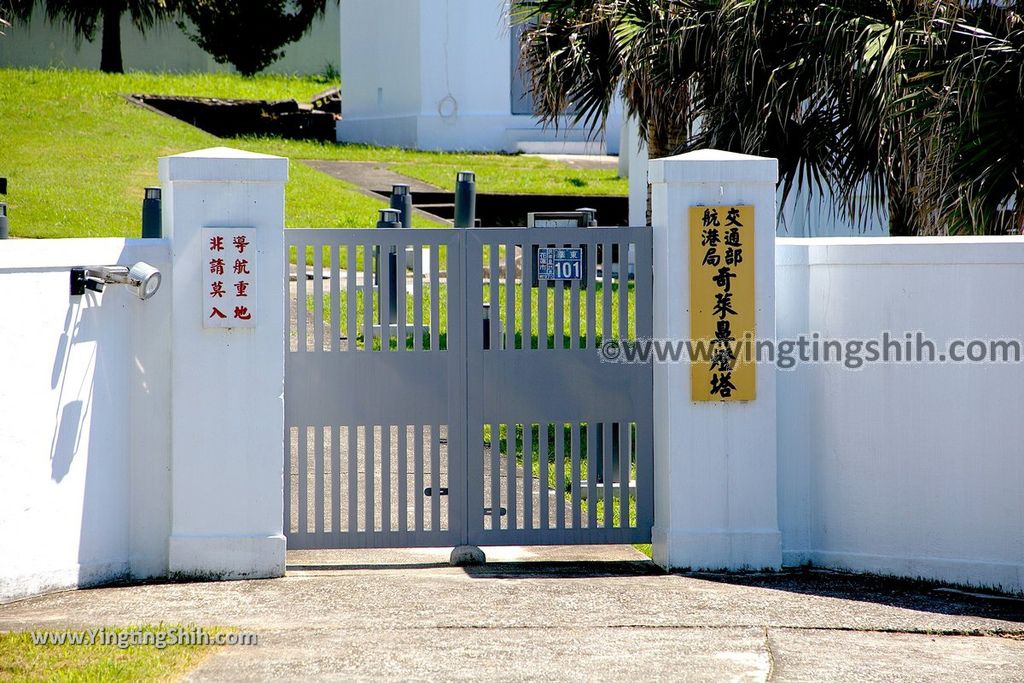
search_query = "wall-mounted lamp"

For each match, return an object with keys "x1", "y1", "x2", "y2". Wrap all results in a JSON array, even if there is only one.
[{"x1": 70, "y1": 262, "x2": 162, "y2": 300}]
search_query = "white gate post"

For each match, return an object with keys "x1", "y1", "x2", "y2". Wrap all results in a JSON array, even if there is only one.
[
  {"x1": 649, "y1": 149, "x2": 782, "y2": 571},
  {"x1": 159, "y1": 147, "x2": 288, "y2": 580}
]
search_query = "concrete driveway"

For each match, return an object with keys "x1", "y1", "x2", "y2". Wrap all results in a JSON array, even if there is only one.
[{"x1": 1, "y1": 546, "x2": 1021, "y2": 681}]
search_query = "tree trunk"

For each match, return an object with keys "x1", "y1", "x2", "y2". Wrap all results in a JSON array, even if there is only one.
[
  {"x1": 887, "y1": 193, "x2": 915, "y2": 237},
  {"x1": 100, "y1": 5, "x2": 123, "y2": 74},
  {"x1": 645, "y1": 126, "x2": 671, "y2": 227}
]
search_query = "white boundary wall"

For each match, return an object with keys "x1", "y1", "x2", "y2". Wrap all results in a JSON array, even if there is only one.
[
  {"x1": 777, "y1": 238, "x2": 1024, "y2": 594},
  {"x1": 0, "y1": 238, "x2": 172, "y2": 599},
  {"x1": 2, "y1": 147, "x2": 1021, "y2": 601},
  {"x1": 0, "y1": 147, "x2": 288, "y2": 603}
]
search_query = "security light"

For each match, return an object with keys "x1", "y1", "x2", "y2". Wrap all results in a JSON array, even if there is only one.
[{"x1": 70, "y1": 262, "x2": 162, "y2": 300}]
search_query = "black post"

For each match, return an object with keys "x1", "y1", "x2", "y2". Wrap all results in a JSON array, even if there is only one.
[
  {"x1": 376, "y1": 207, "x2": 402, "y2": 230},
  {"x1": 1, "y1": 178, "x2": 9, "y2": 239},
  {"x1": 454, "y1": 171, "x2": 476, "y2": 228},
  {"x1": 142, "y1": 187, "x2": 162, "y2": 238},
  {"x1": 594, "y1": 422, "x2": 621, "y2": 485},
  {"x1": 482, "y1": 303, "x2": 492, "y2": 350},
  {"x1": 576, "y1": 207, "x2": 598, "y2": 227},
  {"x1": 389, "y1": 184, "x2": 413, "y2": 229},
  {"x1": 375, "y1": 208, "x2": 402, "y2": 323}
]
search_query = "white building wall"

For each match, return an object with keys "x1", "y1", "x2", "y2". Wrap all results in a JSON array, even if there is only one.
[
  {"x1": 337, "y1": 0, "x2": 622, "y2": 152},
  {"x1": 776, "y1": 237, "x2": 1024, "y2": 593},
  {"x1": 341, "y1": 0, "x2": 423, "y2": 116},
  {"x1": 0, "y1": 239, "x2": 171, "y2": 601}
]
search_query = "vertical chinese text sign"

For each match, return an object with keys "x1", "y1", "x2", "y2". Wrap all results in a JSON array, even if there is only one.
[
  {"x1": 202, "y1": 227, "x2": 257, "y2": 329},
  {"x1": 689, "y1": 206, "x2": 755, "y2": 401}
]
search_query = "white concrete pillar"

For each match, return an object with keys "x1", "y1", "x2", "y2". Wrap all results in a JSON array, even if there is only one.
[
  {"x1": 626, "y1": 117, "x2": 649, "y2": 227},
  {"x1": 159, "y1": 147, "x2": 288, "y2": 580},
  {"x1": 649, "y1": 149, "x2": 781, "y2": 571}
]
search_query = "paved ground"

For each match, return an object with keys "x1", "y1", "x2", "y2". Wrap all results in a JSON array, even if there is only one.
[
  {"x1": 299, "y1": 159, "x2": 450, "y2": 225},
  {"x1": 299, "y1": 155, "x2": 622, "y2": 195},
  {"x1": 300, "y1": 159, "x2": 443, "y2": 195},
  {"x1": 1, "y1": 546, "x2": 1022, "y2": 681}
]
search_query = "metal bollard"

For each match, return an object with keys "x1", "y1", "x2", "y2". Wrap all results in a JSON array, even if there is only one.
[
  {"x1": 376, "y1": 207, "x2": 402, "y2": 230},
  {"x1": 483, "y1": 303, "x2": 492, "y2": 350},
  {"x1": 594, "y1": 422, "x2": 621, "y2": 485},
  {"x1": 576, "y1": 207, "x2": 598, "y2": 227},
  {"x1": 142, "y1": 187, "x2": 162, "y2": 238},
  {"x1": 375, "y1": 208, "x2": 402, "y2": 322},
  {"x1": 389, "y1": 184, "x2": 413, "y2": 229},
  {"x1": 454, "y1": 171, "x2": 476, "y2": 228},
  {"x1": 1, "y1": 178, "x2": 9, "y2": 239},
  {"x1": 579, "y1": 206, "x2": 618, "y2": 278}
]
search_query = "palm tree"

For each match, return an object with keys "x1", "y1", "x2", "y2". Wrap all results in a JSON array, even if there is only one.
[
  {"x1": 902, "y1": 1, "x2": 1024, "y2": 234},
  {"x1": 6, "y1": 0, "x2": 179, "y2": 73},
  {"x1": 513, "y1": 0, "x2": 1023, "y2": 235}
]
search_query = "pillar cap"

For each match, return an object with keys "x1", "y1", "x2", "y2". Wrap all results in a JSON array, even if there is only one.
[
  {"x1": 158, "y1": 147, "x2": 289, "y2": 183},
  {"x1": 649, "y1": 149, "x2": 778, "y2": 185}
]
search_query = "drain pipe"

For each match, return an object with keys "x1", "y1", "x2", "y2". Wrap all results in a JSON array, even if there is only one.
[{"x1": 454, "y1": 171, "x2": 476, "y2": 228}]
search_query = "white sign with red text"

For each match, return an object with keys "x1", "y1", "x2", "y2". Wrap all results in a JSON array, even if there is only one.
[{"x1": 202, "y1": 227, "x2": 257, "y2": 329}]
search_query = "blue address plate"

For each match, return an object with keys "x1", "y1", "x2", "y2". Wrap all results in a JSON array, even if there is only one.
[{"x1": 537, "y1": 247, "x2": 584, "y2": 280}]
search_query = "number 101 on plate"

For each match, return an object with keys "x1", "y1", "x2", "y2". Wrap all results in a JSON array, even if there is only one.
[{"x1": 537, "y1": 247, "x2": 584, "y2": 280}]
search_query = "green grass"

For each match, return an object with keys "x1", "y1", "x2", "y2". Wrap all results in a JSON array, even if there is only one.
[
  {"x1": 231, "y1": 136, "x2": 628, "y2": 196},
  {"x1": 305, "y1": 275, "x2": 636, "y2": 349},
  {"x1": 487, "y1": 423, "x2": 638, "y2": 518},
  {"x1": 0, "y1": 68, "x2": 626, "y2": 239},
  {"x1": 484, "y1": 422, "x2": 650, "y2": 558},
  {"x1": 0, "y1": 624, "x2": 223, "y2": 682}
]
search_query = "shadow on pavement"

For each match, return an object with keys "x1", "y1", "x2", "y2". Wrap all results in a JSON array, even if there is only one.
[
  {"x1": 287, "y1": 562, "x2": 451, "y2": 571},
  {"x1": 285, "y1": 559, "x2": 661, "y2": 579},
  {"x1": 685, "y1": 569, "x2": 1024, "y2": 624},
  {"x1": 462, "y1": 560, "x2": 661, "y2": 579}
]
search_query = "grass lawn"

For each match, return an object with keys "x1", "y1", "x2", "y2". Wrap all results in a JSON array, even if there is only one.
[
  {"x1": 0, "y1": 625, "x2": 225, "y2": 681},
  {"x1": 304, "y1": 271, "x2": 636, "y2": 349},
  {"x1": 488, "y1": 422, "x2": 651, "y2": 558},
  {"x1": 0, "y1": 68, "x2": 626, "y2": 240},
  {"x1": 232, "y1": 136, "x2": 628, "y2": 196}
]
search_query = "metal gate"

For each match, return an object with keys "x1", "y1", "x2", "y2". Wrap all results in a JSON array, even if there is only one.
[{"x1": 284, "y1": 226, "x2": 652, "y2": 549}]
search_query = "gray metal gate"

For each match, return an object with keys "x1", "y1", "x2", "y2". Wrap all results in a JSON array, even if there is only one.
[{"x1": 284, "y1": 226, "x2": 652, "y2": 549}]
